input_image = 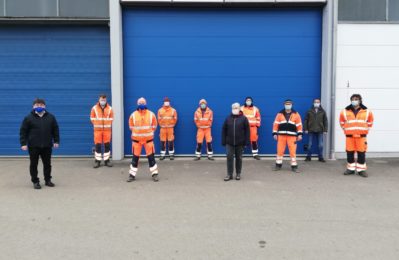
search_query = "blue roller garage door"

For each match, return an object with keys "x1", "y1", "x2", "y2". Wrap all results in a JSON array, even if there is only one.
[
  {"x1": 0, "y1": 26, "x2": 110, "y2": 156},
  {"x1": 123, "y1": 8, "x2": 322, "y2": 155}
]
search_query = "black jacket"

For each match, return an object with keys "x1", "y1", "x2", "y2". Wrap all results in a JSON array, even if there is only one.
[
  {"x1": 20, "y1": 111, "x2": 60, "y2": 148},
  {"x1": 304, "y1": 106, "x2": 328, "y2": 133},
  {"x1": 222, "y1": 113, "x2": 250, "y2": 146}
]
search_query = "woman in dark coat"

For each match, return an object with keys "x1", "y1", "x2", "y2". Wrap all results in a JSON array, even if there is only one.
[{"x1": 222, "y1": 103, "x2": 250, "y2": 181}]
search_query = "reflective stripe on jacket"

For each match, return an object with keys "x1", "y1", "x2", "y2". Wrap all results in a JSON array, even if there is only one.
[
  {"x1": 241, "y1": 106, "x2": 261, "y2": 127},
  {"x1": 90, "y1": 103, "x2": 113, "y2": 131},
  {"x1": 339, "y1": 104, "x2": 374, "y2": 137},
  {"x1": 194, "y1": 107, "x2": 213, "y2": 129},
  {"x1": 273, "y1": 110, "x2": 303, "y2": 136},
  {"x1": 157, "y1": 106, "x2": 177, "y2": 128},
  {"x1": 129, "y1": 109, "x2": 158, "y2": 141}
]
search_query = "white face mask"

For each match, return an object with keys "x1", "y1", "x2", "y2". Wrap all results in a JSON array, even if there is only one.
[
  {"x1": 285, "y1": 104, "x2": 292, "y2": 110},
  {"x1": 164, "y1": 102, "x2": 170, "y2": 107},
  {"x1": 246, "y1": 100, "x2": 252, "y2": 106},
  {"x1": 99, "y1": 100, "x2": 106, "y2": 106},
  {"x1": 351, "y1": 100, "x2": 359, "y2": 107},
  {"x1": 200, "y1": 104, "x2": 206, "y2": 109},
  {"x1": 314, "y1": 103, "x2": 320, "y2": 108},
  {"x1": 232, "y1": 108, "x2": 240, "y2": 115}
]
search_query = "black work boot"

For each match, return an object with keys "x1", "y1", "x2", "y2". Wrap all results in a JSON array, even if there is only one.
[
  {"x1": 208, "y1": 156, "x2": 214, "y2": 161},
  {"x1": 152, "y1": 174, "x2": 159, "y2": 182},
  {"x1": 224, "y1": 175, "x2": 233, "y2": 181},
  {"x1": 170, "y1": 154, "x2": 174, "y2": 160},
  {"x1": 273, "y1": 164, "x2": 282, "y2": 171},
  {"x1": 291, "y1": 166, "x2": 300, "y2": 173},
  {"x1": 318, "y1": 158, "x2": 326, "y2": 163},
  {"x1": 344, "y1": 169, "x2": 355, "y2": 175},
  {"x1": 33, "y1": 182, "x2": 41, "y2": 190},
  {"x1": 358, "y1": 171, "x2": 368, "y2": 178},
  {"x1": 93, "y1": 160, "x2": 101, "y2": 168},
  {"x1": 254, "y1": 155, "x2": 261, "y2": 160},
  {"x1": 194, "y1": 156, "x2": 201, "y2": 161},
  {"x1": 159, "y1": 156, "x2": 165, "y2": 161},
  {"x1": 126, "y1": 175, "x2": 135, "y2": 182},
  {"x1": 305, "y1": 156, "x2": 311, "y2": 162},
  {"x1": 45, "y1": 181, "x2": 55, "y2": 187},
  {"x1": 104, "y1": 160, "x2": 113, "y2": 167},
  {"x1": 236, "y1": 174, "x2": 241, "y2": 181}
]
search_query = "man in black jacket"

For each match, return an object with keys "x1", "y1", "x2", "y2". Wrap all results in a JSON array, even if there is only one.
[
  {"x1": 222, "y1": 103, "x2": 250, "y2": 181},
  {"x1": 304, "y1": 98, "x2": 328, "y2": 162},
  {"x1": 20, "y1": 98, "x2": 60, "y2": 189}
]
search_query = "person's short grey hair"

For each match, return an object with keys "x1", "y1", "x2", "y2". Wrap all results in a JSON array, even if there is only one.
[{"x1": 232, "y1": 102, "x2": 240, "y2": 109}]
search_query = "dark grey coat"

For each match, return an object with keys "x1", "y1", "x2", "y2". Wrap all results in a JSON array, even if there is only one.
[{"x1": 304, "y1": 106, "x2": 328, "y2": 133}]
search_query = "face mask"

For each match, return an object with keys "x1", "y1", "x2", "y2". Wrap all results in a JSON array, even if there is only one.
[
  {"x1": 164, "y1": 102, "x2": 170, "y2": 107},
  {"x1": 285, "y1": 105, "x2": 292, "y2": 110},
  {"x1": 232, "y1": 109, "x2": 240, "y2": 115},
  {"x1": 351, "y1": 100, "x2": 359, "y2": 107},
  {"x1": 314, "y1": 103, "x2": 320, "y2": 108},
  {"x1": 246, "y1": 101, "x2": 252, "y2": 106},
  {"x1": 99, "y1": 101, "x2": 107, "y2": 106},
  {"x1": 200, "y1": 104, "x2": 206, "y2": 109},
  {"x1": 138, "y1": 104, "x2": 147, "y2": 110},
  {"x1": 34, "y1": 107, "x2": 45, "y2": 113}
]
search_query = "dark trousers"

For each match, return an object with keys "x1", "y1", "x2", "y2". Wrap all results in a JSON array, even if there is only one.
[
  {"x1": 226, "y1": 144, "x2": 244, "y2": 176},
  {"x1": 29, "y1": 147, "x2": 52, "y2": 183},
  {"x1": 306, "y1": 132, "x2": 324, "y2": 158}
]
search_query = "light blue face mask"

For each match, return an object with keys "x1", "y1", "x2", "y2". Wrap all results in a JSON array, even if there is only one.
[
  {"x1": 34, "y1": 107, "x2": 45, "y2": 113},
  {"x1": 285, "y1": 105, "x2": 292, "y2": 110},
  {"x1": 200, "y1": 104, "x2": 206, "y2": 109}
]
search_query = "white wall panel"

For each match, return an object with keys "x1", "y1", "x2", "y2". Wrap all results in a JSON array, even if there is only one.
[{"x1": 335, "y1": 24, "x2": 399, "y2": 154}]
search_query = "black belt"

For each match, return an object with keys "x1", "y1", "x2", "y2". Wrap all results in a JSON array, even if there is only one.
[
  {"x1": 346, "y1": 135, "x2": 367, "y2": 137},
  {"x1": 133, "y1": 139, "x2": 153, "y2": 143}
]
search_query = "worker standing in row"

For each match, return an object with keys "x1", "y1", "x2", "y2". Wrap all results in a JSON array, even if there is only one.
[
  {"x1": 194, "y1": 99, "x2": 214, "y2": 160},
  {"x1": 157, "y1": 97, "x2": 178, "y2": 160},
  {"x1": 241, "y1": 97, "x2": 261, "y2": 160},
  {"x1": 127, "y1": 97, "x2": 159, "y2": 182},
  {"x1": 90, "y1": 94, "x2": 113, "y2": 168},
  {"x1": 340, "y1": 94, "x2": 374, "y2": 177},
  {"x1": 272, "y1": 99, "x2": 303, "y2": 173}
]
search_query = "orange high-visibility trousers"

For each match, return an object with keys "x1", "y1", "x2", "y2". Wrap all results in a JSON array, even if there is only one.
[
  {"x1": 160, "y1": 128, "x2": 174, "y2": 142},
  {"x1": 346, "y1": 137, "x2": 367, "y2": 152},
  {"x1": 249, "y1": 126, "x2": 258, "y2": 142},
  {"x1": 197, "y1": 128, "x2": 212, "y2": 143},
  {"x1": 94, "y1": 130, "x2": 111, "y2": 144},
  {"x1": 276, "y1": 135, "x2": 298, "y2": 166},
  {"x1": 132, "y1": 140, "x2": 155, "y2": 157}
]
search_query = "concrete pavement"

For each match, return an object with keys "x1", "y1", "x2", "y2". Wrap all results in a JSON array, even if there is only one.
[{"x1": 1, "y1": 157, "x2": 399, "y2": 260}]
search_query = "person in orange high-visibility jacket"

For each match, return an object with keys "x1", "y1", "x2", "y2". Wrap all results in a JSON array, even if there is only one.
[
  {"x1": 241, "y1": 97, "x2": 261, "y2": 160},
  {"x1": 90, "y1": 94, "x2": 114, "y2": 168},
  {"x1": 272, "y1": 99, "x2": 303, "y2": 173},
  {"x1": 340, "y1": 94, "x2": 374, "y2": 177},
  {"x1": 194, "y1": 99, "x2": 214, "y2": 161},
  {"x1": 127, "y1": 97, "x2": 159, "y2": 182},
  {"x1": 157, "y1": 97, "x2": 178, "y2": 160}
]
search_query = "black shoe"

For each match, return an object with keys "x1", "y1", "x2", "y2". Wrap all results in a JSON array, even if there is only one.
[
  {"x1": 33, "y1": 182, "x2": 41, "y2": 189},
  {"x1": 104, "y1": 160, "x2": 113, "y2": 167},
  {"x1": 45, "y1": 181, "x2": 55, "y2": 187},
  {"x1": 208, "y1": 156, "x2": 215, "y2": 161},
  {"x1": 224, "y1": 175, "x2": 233, "y2": 181},
  {"x1": 170, "y1": 155, "x2": 174, "y2": 160},
  {"x1": 194, "y1": 157, "x2": 201, "y2": 161},
  {"x1": 93, "y1": 160, "x2": 101, "y2": 168},
  {"x1": 126, "y1": 175, "x2": 135, "y2": 182},
  {"x1": 152, "y1": 174, "x2": 159, "y2": 182},
  {"x1": 344, "y1": 169, "x2": 355, "y2": 175},
  {"x1": 273, "y1": 164, "x2": 282, "y2": 171},
  {"x1": 254, "y1": 155, "x2": 261, "y2": 160},
  {"x1": 291, "y1": 166, "x2": 300, "y2": 173},
  {"x1": 358, "y1": 171, "x2": 368, "y2": 178},
  {"x1": 159, "y1": 156, "x2": 165, "y2": 161},
  {"x1": 318, "y1": 158, "x2": 326, "y2": 163},
  {"x1": 305, "y1": 157, "x2": 311, "y2": 162},
  {"x1": 236, "y1": 174, "x2": 241, "y2": 181}
]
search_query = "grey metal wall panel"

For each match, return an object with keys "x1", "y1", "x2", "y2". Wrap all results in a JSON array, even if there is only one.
[
  {"x1": 0, "y1": 0, "x2": 4, "y2": 16},
  {"x1": 6, "y1": 0, "x2": 58, "y2": 17},
  {"x1": 59, "y1": 0, "x2": 109, "y2": 17},
  {"x1": 338, "y1": 0, "x2": 386, "y2": 21},
  {"x1": 389, "y1": 0, "x2": 399, "y2": 21}
]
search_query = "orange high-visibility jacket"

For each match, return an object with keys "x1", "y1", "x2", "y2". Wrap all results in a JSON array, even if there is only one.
[
  {"x1": 194, "y1": 107, "x2": 213, "y2": 129},
  {"x1": 273, "y1": 110, "x2": 303, "y2": 136},
  {"x1": 129, "y1": 109, "x2": 158, "y2": 141},
  {"x1": 90, "y1": 103, "x2": 113, "y2": 131},
  {"x1": 339, "y1": 105, "x2": 374, "y2": 137},
  {"x1": 157, "y1": 106, "x2": 177, "y2": 128},
  {"x1": 241, "y1": 106, "x2": 261, "y2": 127}
]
